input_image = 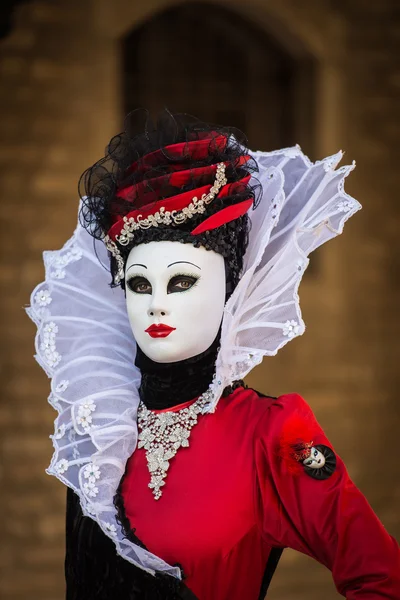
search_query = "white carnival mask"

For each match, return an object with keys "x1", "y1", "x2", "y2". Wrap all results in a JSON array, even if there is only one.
[{"x1": 125, "y1": 241, "x2": 226, "y2": 363}]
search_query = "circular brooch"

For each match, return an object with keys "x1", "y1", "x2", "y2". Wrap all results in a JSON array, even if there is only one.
[{"x1": 301, "y1": 444, "x2": 336, "y2": 480}]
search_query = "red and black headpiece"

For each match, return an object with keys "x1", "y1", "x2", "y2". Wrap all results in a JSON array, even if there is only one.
[{"x1": 79, "y1": 110, "x2": 260, "y2": 288}]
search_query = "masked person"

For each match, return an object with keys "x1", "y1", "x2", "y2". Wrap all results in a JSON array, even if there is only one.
[{"x1": 28, "y1": 111, "x2": 400, "y2": 600}]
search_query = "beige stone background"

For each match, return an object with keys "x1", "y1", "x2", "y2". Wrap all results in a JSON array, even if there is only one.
[{"x1": 0, "y1": 0, "x2": 399, "y2": 599}]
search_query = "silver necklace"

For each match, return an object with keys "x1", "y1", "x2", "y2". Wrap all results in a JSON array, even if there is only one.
[{"x1": 137, "y1": 389, "x2": 212, "y2": 499}]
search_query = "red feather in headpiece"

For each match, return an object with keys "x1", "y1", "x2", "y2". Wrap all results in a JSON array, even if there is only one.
[{"x1": 277, "y1": 411, "x2": 317, "y2": 474}]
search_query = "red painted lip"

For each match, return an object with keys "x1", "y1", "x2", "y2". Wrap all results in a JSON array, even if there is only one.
[{"x1": 145, "y1": 323, "x2": 176, "y2": 338}]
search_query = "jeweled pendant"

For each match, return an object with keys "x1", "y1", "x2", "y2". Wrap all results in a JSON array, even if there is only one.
[{"x1": 137, "y1": 390, "x2": 212, "y2": 499}]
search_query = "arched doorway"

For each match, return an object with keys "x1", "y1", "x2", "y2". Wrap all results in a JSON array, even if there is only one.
[{"x1": 122, "y1": 2, "x2": 315, "y2": 153}]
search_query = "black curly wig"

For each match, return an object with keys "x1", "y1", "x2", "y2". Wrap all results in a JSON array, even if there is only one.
[{"x1": 78, "y1": 109, "x2": 260, "y2": 292}]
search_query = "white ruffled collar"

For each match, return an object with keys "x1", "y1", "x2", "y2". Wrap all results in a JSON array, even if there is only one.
[{"x1": 27, "y1": 145, "x2": 360, "y2": 577}]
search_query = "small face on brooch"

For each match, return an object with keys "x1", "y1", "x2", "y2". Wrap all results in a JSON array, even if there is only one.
[
  {"x1": 303, "y1": 446, "x2": 326, "y2": 469},
  {"x1": 294, "y1": 443, "x2": 336, "y2": 480}
]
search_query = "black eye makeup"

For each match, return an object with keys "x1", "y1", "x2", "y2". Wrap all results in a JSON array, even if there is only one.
[
  {"x1": 126, "y1": 275, "x2": 152, "y2": 294},
  {"x1": 167, "y1": 273, "x2": 199, "y2": 294},
  {"x1": 126, "y1": 272, "x2": 200, "y2": 294}
]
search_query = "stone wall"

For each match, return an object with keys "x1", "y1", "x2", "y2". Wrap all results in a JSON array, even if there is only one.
[
  {"x1": 0, "y1": 2, "x2": 117, "y2": 598},
  {"x1": 0, "y1": 1, "x2": 398, "y2": 598}
]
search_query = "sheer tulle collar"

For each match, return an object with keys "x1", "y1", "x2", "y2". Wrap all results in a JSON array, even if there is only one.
[{"x1": 27, "y1": 145, "x2": 360, "y2": 578}]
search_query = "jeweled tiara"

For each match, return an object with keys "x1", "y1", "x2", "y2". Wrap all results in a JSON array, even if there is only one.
[{"x1": 104, "y1": 163, "x2": 227, "y2": 284}]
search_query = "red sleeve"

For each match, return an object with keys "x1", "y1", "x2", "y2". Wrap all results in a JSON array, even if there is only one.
[{"x1": 254, "y1": 393, "x2": 400, "y2": 599}]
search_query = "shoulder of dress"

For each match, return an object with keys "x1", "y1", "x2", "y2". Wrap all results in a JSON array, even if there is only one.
[
  {"x1": 220, "y1": 386, "x2": 276, "y2": 426},
  {"x1": 229, "y1": 386, "x2": 277, "y2": 411},
  {"x1": 253, "y1": 392, "x2": 318, "y2": 437},
  {"x1": 274, "y1": 392, "x2": 311, "y2": 412},
  {"x1": 222, "y1": 388, "x2": 315, "y2": 431},
  {"x1": 259, "y1": 394, "x2": 339, "y2": 480},
  {"x1": 247, "y1": 390, "x2": 311, "y2": 412}
]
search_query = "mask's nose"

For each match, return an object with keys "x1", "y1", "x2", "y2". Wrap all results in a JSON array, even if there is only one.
[
  {"x1": 147, "y1": 290, "x2": 169, "y2": 319},
  {"x1": 148, "y1": 308, "x2": 167, "y2": 317}
]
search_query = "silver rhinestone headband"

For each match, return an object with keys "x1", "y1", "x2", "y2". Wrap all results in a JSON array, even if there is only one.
[{"x1": 104, "y1": 162, "x2": 227, "y2": 285}]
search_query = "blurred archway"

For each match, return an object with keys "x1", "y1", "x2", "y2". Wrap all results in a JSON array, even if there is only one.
[{"x1": 122, "y1": 2, "x2": 316, "y2": 153}]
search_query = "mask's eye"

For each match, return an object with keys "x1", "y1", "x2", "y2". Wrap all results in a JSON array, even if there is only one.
[
  {"x1": 127, "y1": 276, "x2": 152, "y2": 294},
  {"x1": 167, "y1": 274, "x2": 199, "y2": 294}
]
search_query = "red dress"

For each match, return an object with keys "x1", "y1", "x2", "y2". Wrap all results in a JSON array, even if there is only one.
[{"x1": 121, "y1": 387, "x2": 400, "y2": 599}]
